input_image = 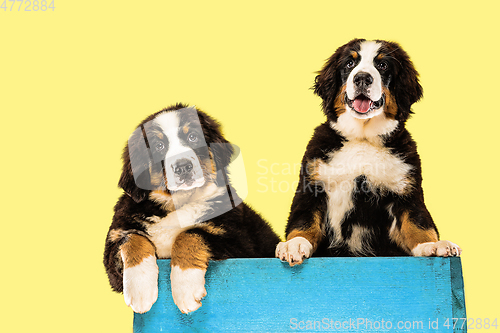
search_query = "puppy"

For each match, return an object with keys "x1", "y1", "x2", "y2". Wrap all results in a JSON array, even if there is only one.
[
  {"x1": 276, "y1": 39, "x2": 461, "y2": 266},
  {"x1": 104, "y1": 104, "x2": 280, "y2": 313}
]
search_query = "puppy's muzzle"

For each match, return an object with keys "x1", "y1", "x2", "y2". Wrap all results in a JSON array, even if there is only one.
[{"x1": 346, "y1": 71, "x2": 384, "y2": 116}]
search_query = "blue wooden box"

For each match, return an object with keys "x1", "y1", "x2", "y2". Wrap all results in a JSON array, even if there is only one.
[{"x1": 134, "y1": 257, "x2": 466, "y2": 332}]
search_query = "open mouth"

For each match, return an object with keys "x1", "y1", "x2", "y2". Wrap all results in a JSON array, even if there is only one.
[{"x1": 346, "y1": 94, "x2": 385, "y2": 115}]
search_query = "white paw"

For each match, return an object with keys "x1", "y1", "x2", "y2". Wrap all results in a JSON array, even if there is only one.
[
  {"x1": 275, "y1": 236, "x2": 313, "y2": 266},
  {"x1": 123, "y1": 255, "x2": 159, "y2": 313},
  {"x1": 171, "y1": 266, "x2": 207, "y2": 314},
  {"x1": 412, "y1": 240, "x2": 462, "y2": 257}
]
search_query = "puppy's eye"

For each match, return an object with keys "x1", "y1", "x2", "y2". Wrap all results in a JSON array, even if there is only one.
[
  {"x1": 346, "y1": 60, "x2": 355, "y2": 69},
  {"x1": 377, "y1": 61, "x2": 388, "y2": 70},
  {"x1": 155, "y1": 142, "x2": 165, "y2": 151},
  {"x1": 188, "y1": 132, "x2": 198, "y2": 143}
]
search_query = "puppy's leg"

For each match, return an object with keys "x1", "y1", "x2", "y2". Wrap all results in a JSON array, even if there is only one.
[
  {"x1": 389, "y1": 210, "x2": 462, "y2": 257},
  {"x1": 119, "y1": 234, "x2": 159, "y2": 313},
  {"x1": 277, "y1": 162, "x2": 327, "y2": 266},
  {"x1": 170, "y1": 230, "x2": 210, "y2": 314},
  {"x1": 411, "y1": 240, "x2": 462, "y2": 257},
  {"x1": 276, "y1": 209, "x2": 324, "y2": 266}
]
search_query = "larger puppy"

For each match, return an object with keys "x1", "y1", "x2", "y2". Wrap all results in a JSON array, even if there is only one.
[
  {"x1": 276, "y1": 39, "x2": 461, "y2": 265},
  {"x1": 104, "y1": 104, "x2": 280, "y2": 313}
]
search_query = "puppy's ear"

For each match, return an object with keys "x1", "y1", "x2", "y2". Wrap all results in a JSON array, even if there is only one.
[
  {"x1": 389, "y1": 43, "x2": 423, "y2": 121},
  {"x1": 195, "y1": 109, "x2": 234, "y2": 171},
  {"x1": 314, "y1": 59, "x2": 340, "y2": 102},
  {"x1": 314, "y1": 54, "x2": 342, "y2": 120},
  {"x1": 118, "y1": 127, "x2": 151, "y2": 203},
  {"x1": 210, "y1": 140, "x2": 234, "y2": 172}
]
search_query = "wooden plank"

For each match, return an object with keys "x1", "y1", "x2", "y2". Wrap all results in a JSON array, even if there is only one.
[{"x1": 134, "y1": 257, "x2": 466, "y2": 332}]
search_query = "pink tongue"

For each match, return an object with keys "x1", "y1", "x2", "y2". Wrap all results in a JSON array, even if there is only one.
[{"x1": 353, "y1": 98, "x2": 372, "y2": 113}]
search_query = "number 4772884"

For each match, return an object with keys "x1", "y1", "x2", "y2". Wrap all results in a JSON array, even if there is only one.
[
  {"x1": 1, "y1": 0, "x2": 55, "y2": 11},
  {"x1": 444, "y1": 318, "x2": 498, "y2": 330}
]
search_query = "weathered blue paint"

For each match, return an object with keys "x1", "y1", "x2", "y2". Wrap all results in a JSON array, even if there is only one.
[{"x1": 133, "y1": 257, "x2": 466, "y2": 332}]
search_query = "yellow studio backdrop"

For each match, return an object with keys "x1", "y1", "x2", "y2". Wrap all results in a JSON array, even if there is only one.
[{"x1": 1, "y1": 0, "x2": 498, "y2": 331}]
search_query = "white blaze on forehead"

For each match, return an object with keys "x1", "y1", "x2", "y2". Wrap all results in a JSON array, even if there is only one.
[
  {"x1": 153, "y1": 111, "x2": 190, "y2": 160},
  {"x1": 346, "y1": 40, "x2": 383, "y2": 101}
]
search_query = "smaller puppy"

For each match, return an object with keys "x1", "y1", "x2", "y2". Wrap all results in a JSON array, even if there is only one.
[
  {"x1": 276, "y1": 39, "x2": 461, "y2": 266},
  {"x1": 104, "y1": 104, "x2": 280, "y2": 313}
]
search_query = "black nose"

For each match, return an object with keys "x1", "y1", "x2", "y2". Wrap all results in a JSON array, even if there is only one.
[
  {"x1": 353, "y1": 72, "x2": 373, "y2": 88},
  {"x1": 173, "y1": 159, "x2": 193, "y2": 175}
]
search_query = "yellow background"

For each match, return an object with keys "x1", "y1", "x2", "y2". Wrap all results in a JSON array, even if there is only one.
[{"x1": 1, "y1": 0, "x2": 498, "y2": 331}]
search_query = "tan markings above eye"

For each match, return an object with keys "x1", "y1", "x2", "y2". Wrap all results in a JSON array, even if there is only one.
[{"x1": 350, "y1": 51, "x2": 358, "y2": 59}]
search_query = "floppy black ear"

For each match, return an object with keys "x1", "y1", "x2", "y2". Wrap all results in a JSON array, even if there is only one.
[
  {"x1": 313, "y1": 53, "x2": 342, "y2": 120},
  {"x1": 210, "y1": 140, "x2": 234, "y2": 172},
  {"x1": 118, "y1": 129, "x2": 151, "y2": 203},
  {"x1": 388, "y1": 43, "x2": 423, "y2": 122},
  {"x1": 314, "y1": 58, "x2": 341, "y2": 101},
  {"x1": 195, "y1": 109, "x2": 234, "y2": 171}
]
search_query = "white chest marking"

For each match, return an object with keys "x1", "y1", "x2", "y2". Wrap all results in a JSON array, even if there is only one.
[
  {"x1": 146, "y1": 183, "x2": 227, "y2": 258},
  {"x1": 331, "y1": 112, "x2": 399, "y2": 142},
  {"x1": 145, "y1": 202, "x2": 209, "y2": 258},
  {"x1": 146, "y1": 218, "x2": 189, "y2": 259},
  {"x1": 146, "y1": 205, "x2": 210, "y2": 259},
  {"x1": 315, "y1": 140, "x2": 413, "y2": 247}
]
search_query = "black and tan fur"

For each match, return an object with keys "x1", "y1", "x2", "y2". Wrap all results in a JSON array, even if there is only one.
[
  {"x1": 276, "y1": 39, "x2": 461, "y2": 266},
  {"x1": 104, "y1": 104, "x2": 280, "y2": 313}
]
